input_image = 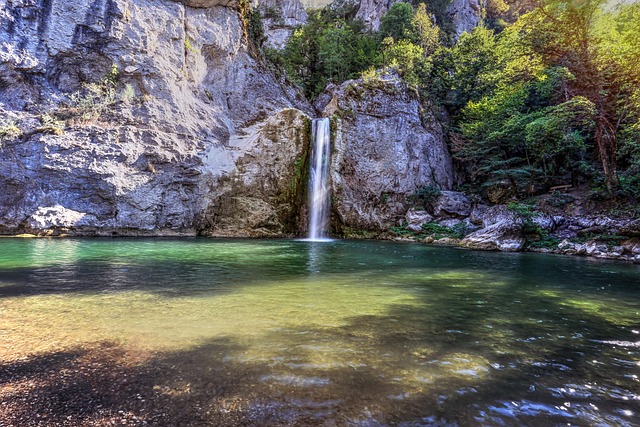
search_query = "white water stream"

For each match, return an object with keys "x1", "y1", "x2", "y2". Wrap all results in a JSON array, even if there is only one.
[{"x1": 307, "y1": 118, "x2": 331, "y2": 240}]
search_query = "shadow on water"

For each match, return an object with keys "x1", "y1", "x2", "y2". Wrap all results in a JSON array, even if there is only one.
[
  {"x1": 0, "y1": 239, "x2": 639, "y2": 425},
  {"x1": 1, "y1": 296, "x2": 638, "y2": 426}
]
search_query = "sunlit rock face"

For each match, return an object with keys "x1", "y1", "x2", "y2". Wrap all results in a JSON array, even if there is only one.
[
  {"x1": 355, "y1": 0, "x2": 483, "y2": 38},
  {"x1": 447, "y1": 0, "x2": 482, "y2": 39},
  {"x1": 460, "y1": 205, "x2": 525, "y2": 251},
  {"x1": 355, "y1": 0, "x2": 398, "y2": 31},
  {"x1": 258, "y1": 0, "x2": 308, "y2": 49},
  {"x1": 318, "y1": 75, "x2": 453, "y2": 233},
  {"x1": 0, "y1": 0, "x2": 312, "y2": 236}
]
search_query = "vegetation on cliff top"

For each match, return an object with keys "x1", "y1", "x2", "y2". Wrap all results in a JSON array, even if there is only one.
[{"x1": 261, "y1": 0, "x2": 640, "y2": 205}]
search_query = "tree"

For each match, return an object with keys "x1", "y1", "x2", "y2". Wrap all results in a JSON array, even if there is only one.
[
  {"x1": 447, "y1": 26, "x2": 499, "y2": 110},
  {"x1": 410, "y1": 3, "x2": 441, "y2": 57},
  {"x1": 380, "y1": 2, "x2": 414, "y2": 41},
  {"x1": 524, "y1": 0, "x2": 637, "y2": 192}
]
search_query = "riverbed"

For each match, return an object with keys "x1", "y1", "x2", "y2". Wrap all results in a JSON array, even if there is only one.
[{"x1": 0, "y1": 238, "x2": 638, "y2": 425}]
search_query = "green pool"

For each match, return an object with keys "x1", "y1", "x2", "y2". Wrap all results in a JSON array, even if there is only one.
[{"x1": 0, "y1": 238, "x2": 638, "y2": 425}]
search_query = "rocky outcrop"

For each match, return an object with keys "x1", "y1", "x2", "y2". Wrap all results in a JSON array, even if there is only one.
[
  {"x1": 0, "y1": 0, "x2": 313, "y2": 236},
  {"x1": 355, "y1": 0, "x2": 398, "y2": 31},
  {"x1": 460, "y1": 221, "x2": 525, "y2": 251},
  {"x1": 446, "y1": 0, "x2": 483, "y2": 39},
  {"x1": 258, "y1": 0, "x2": 308, "y2": 49},
  {"x1": 318, "y1": 74, "x2": 453, "y2": 232},
  {"x1": 405, "y1": 209, "x2": 433, "y2": 232},
  {"x1": 394, "y1": 190, "x2": 640, "y2": 260},
  {"x1": 355, "y1": 0, "x2": 483, "y2": 38},
  {"x1": 433, "y1": 191, "x2": 471, "y2": 218},
  {"x1": 460, "y1": 205, "x2": 525, "y2": 251}
]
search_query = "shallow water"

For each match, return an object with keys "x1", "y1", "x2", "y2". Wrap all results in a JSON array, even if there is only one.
[{"x1": 1, "y1": 238, "x2": 639, "y2": 425}]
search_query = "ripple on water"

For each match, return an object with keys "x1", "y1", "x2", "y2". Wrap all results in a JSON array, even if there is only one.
[
  {"x1": 1, "y1": 238, "x2": 640, "y2": 425},
  {"x1": 259, "y1": 374, "x2": 331, "y2": 387}
]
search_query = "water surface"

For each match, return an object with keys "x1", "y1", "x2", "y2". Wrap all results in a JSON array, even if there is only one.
[{"x1": 0, "y1": 238, "x2": 639, "y2": 425}]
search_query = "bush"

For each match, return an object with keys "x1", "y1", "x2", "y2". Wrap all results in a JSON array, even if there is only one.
[
  {"x1": 35, "y1": 113, "x2": 65, "y2": 135},
  {"x1": 0, "y1": 119, "x2": 22, "y2": 141}
]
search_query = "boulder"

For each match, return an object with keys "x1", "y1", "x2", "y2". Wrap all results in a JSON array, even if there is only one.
[
  {"x1": 460, "y1": 221, "x2": 525, "y2": 252},
  {"x1": 469, "y1": 203, "x2": 489, "y2": 225},
  {"x1": 406, "y1": 209, "x2": 433, "y2": 232},
  {"x1": 622, "y1": 238, "x2": 640, "y2": 255},
  {"x1": 433, "y1": 191, "x2": 471, "y2": 218},
  {"x1": 485, "y1": 182, "x2": 515, "y2": 204},
  {"x1": 459, "y1": 204, "x2": 524, "y2": 251},
  {"x1": 438, "y1": 218, "x2": 463, "y2": 228},
  {"x1": 481, "y1": 205, "x2": 520, "y2": 228},
  {"x1": 532, "y1": 213, "x2": 556, "y2": 231}
]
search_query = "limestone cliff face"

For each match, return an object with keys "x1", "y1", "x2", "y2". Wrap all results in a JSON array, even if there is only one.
[
  {"x1": 258, "y1": 0, "x2": 308, "y2": 49},
  {"x1": 354, "y1": 0, "x2": 397, "y2": 31},
  {"x1": 0, "y1": 0, "x2": 312, "y2": 236},
  {"x1": 318, "y1": 75, "x2": 453, "y2": 232},
  {"x1": 355, "y1": 0, "x2": 483, "y2": 38},
  {"x1": 447, "y1": 0, "x2": 482, "y2": 39}
]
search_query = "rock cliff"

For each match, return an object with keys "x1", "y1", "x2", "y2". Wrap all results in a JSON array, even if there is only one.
[
  {"x1": 356, "y1": 0, "x2": 483, "y2": 39},
  {"x1": 258, "y1": 0, "x2": 308, "y2": 49},
  {"x1": 317, "y1": 74, "x2": 453, "y2": 232},
  {"x1": 355, "y1": 0, "x2": 483, "y2": 38},
  {"x1": 0, "y1": 0, "x2": 312, "y2": 236}
]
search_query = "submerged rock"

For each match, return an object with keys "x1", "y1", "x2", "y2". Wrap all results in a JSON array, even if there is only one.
[{"x1": 320, "y1": 74, "x2": 453, "y2": 232}]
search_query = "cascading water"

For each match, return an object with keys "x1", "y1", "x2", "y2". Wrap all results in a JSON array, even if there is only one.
[{"x1": 307, "y1": 118, "x2": 331, "y2": 241}]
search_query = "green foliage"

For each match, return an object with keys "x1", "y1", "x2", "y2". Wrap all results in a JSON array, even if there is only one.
[
  {"x1": 35, "y1": 113, "x2": 65, "y2": 135},
  {"x1": 420, "y1": 222, "x2": 451, "y2": 235},
  {"x1": 247, "y1": 7, "x2": 266, "y2": 49},
  {"x1": 421, "y1": 221, "x2": 472, "y2": 239},
  {"x1": 184, "y1": 37, "x2": 199, "y2": 54},
  {"x1": 389, "y1": 225, "x2": 413, "y2": 236},
  {"x1": 389, "y1": 221, "x2": 472, "y2": 240},
  {"x1": 0, "y1": 119, "x2": 22, "y2": 141},
  {"x1": 266, "y1": 0, "x2": 639, "y2": 203},
  {"x1": 380, "y1": 2, "x2": 414, "y2": 41},
  {"x1": 410, "y1": 3, "x2": 441, "y2": 56},
  {"x1": 386, "y1": 39, "x2": 424, "y2": 84},
  {"x1": 527, "y1": 234, "x2": 561, "y2": 249},
  {"x1": 52, "y1": 64, "x2": 137, "y2": 124},
  {"x1": 120, "y1": 83, "x2": 136, "y2": 104},
  {"x1": 272, "y1": 10, "x2": 381, "y2": 99}
]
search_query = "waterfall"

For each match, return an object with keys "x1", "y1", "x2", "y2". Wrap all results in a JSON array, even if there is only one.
[{"x1": 307, "y1": 118, "x2": 331, "y2": 241}]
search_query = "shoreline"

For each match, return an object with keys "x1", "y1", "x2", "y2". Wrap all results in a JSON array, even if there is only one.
[{"x1": 1, "y1": 229, "x2": 639, "y2": 264}]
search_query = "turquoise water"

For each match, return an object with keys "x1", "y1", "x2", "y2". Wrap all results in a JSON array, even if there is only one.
[{"x1": 0, "y1": 238, "x2": 639, "y2": 425}]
